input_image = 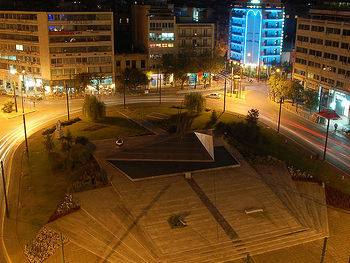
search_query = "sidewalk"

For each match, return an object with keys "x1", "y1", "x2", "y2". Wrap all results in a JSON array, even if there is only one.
[{"x1": 281, "y1": 100, "x2": 350, "y2": 137}]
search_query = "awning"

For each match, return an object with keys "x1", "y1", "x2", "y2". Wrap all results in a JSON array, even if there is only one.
[{"x1": 315, "y1": 109, "x2": 342, "y2": 120}]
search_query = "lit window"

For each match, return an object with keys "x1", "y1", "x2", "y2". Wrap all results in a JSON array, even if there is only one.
[{"x1": 16, "y1": 45, "x2": 23, "y2": 51}]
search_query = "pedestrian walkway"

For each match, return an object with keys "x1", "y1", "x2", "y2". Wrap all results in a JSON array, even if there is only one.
[
  {"x1": 186, "y1": 177, "x2": 240, "y2": 240},
  {"x1": 117, "y1": 108, "x2": 168, "y2": 136}
]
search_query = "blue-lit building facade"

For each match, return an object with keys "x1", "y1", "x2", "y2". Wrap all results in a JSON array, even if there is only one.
[{"x1": 229, "y1": 0, "x2": 284, "y2": 70}]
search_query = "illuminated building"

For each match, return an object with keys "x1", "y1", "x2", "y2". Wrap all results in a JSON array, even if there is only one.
[
  {"x1": 132, "y1": 4, "x2": 176, "y2": 71},
  {"x1": 0, "y1": 11, "x2": 114, "y2": 94},
  {"x1": 293, "y1": 8, "x2": 350, "y2": 120},
  {"x1": 228, "y1": 0, "x2": 284, "y2": 69}
]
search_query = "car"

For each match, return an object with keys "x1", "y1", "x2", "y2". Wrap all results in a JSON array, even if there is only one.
[
  {"x1": 206, "y1": 93, "x2": 222, "y2": 99},
  {"x1": 213, "y1": 75, "x2": 219, "y2": 81},
  {"x1": 116, "y1": 139, "x2": 124, "y2": 146}
]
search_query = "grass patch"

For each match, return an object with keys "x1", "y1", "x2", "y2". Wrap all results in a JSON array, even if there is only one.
[
  {"x1": 17, "y1": 139, "x2": 81, "y2": 248},
  {"x1": 258, "y1": 128, "x2": 350, "y2": 195},
  {"x1": 17, "y1": 108, "x2": 150, "y2": 248},
  {"x1": 129, "y1": 104, "x2": 238, "y2": 132},
  {"x1": 61, "y1": 110, "x2": 150, "y2": 140}
]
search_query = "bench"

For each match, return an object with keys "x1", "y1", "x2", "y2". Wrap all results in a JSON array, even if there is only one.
[{"x1": 245, "y1": 208, "x2": 264, "y2": 214}]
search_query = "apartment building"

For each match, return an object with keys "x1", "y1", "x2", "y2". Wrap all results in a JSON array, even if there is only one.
[
  {"x1": 228, "y1": 0, "x2": 284, "y2": 69},
  {"x1": 293, "y1": 8, "x2": 350, "y2": 119},
  {"x1": 175, "y1": 22, "x2": 215, "y2": 54},
  {"x1": 132, "y1": 4, "x2": 176, "y2": 71},
  {"x1": 0, "y1": 11, "x2": 114, "y2": 94}
]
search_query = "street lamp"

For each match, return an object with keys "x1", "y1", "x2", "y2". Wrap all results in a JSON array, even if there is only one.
[
  {"x1": 315, "y1": 109, "x2": 341, "y2": 162},
  {"x1": 9, "y1": 69, "x2": 18, "y2": 112},
  {"x1": 21, "y1": 70, "x2": 29, "y2": 156}
]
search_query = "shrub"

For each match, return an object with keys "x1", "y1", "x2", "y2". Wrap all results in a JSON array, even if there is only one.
[
  {"x1": 43, "y1": 134, "x2": 55, "y2": 152},
  {"x1": 325, "y1": 185, "x2": 350, "y2": 210},
  {"x1": 82, "y1": 95, "x2": 106, "y2": 121},
  {"x1": 246, "y1": 108, "x2": 259, "y2": 125},
  {"x1": 67, "y1": 163, "x2": 108, "y2": 193},
  {"x1": 2, "y1": 100, "x2": 14, "y2": 113},
  {"x1": 167, "y1": 123, "x2": 177, "y2": 133},
  {"x1": 210, "y1": 110, "x2": 218, "y2": 123},
  {"x1": 61, "y1": 117, "x2": 81, "y2": 127},
  {"x1": 42, "y1": 125, "x2": 56, "y2": 136},
  {"x1": 75, "y1": 136, "x2": 89, "y2": 145},
  {"x1": 167, "y1": 214, "x2": 185, "y2": 229}
]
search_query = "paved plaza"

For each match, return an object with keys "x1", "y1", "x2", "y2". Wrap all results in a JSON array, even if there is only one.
[{"x1": 45, "y1": 130, "x2": 335, "y2": 263}]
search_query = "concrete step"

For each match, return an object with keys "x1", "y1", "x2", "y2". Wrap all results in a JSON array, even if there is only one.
[{"x1": 46, "y1": 210, "x2": 135, "y2": 263}]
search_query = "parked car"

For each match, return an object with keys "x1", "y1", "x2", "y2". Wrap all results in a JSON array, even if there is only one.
[{"x1": 206, "y1": 93, "x2": 222, "y2": 99}]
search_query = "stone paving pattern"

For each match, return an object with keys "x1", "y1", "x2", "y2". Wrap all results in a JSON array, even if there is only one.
[{"x1": 45, "y1": 130, "x2": 332, "y2": 263}]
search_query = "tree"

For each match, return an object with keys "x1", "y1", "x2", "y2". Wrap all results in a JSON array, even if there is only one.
[
  {"x1": 119, "y1": 68, "x2": 149, "y2": 90},
  {"x1": 43, "y1": 134, "x2": 55, "y2": 152},
  {"x1": 75, "y1": 72, "x2": 91, "y2": 94},
  {"x1": 162, "y1": 54, "x2": 191, "y2": 89},
  {"x1": 282, "y1": 61, "x2": 292, "y2": 78},
  {"x1": 267, "y1": 74, "x2": 283, "y2": 99},
  {"x1": 60, "y1": 129, "x2": 74, "y2": 173},
  {"x1": 283, "y1": 80, "x2": 303, "y2": 105},
  {"x1": 1, "y1": 100, "x2": 14, "y2": 113},
  {"x1": 302, "y1": 89, "x2": 319, "y2": 113},
  {"x1": 246, "y1": 109, "x2": 259, "y2": 125},
  {"x1": 199, "y1": 50, "x2": 225, "y2": 74},
  {"x1": 184, "y1": 92, "x2": 205, "y2": 116},
  {"x1": 82, "y1": 95, "x2": 106, "y2": 121}
]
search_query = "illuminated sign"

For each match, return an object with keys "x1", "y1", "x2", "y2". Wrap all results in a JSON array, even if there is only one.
[{"x1": 251, "y1": 0, "x2": 260, "y2": 3}]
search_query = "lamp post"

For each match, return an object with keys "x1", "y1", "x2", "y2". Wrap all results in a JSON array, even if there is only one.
[
  {"x1": 277, "y1": 96, "x2": 283, "y2": 134},
  {"x1": 223, "y1": 78, "x2": 226, "y2": 113},
  {"x1": 21, "y1": 70, "x2": 29, "y2": 156},
  {"x1": 9, "y1": 69, "x2": 18, "y2": 112},
  {"x1": 315, "y1": 109, "x2": 341, "y2": 162},
  {"x1": 123, "y1": 78, "x2": 129, "y2": 109}
]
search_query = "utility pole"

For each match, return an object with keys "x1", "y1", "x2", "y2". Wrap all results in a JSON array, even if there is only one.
[
  {"x1": 159, "y1": 68, "x2": 162, "y2": 105},
  {"x1": 65, "y1": 84, "x2": 70, "y2": 121},
  {"x1": 21, "y1": 71, "x2": 29, "y2": 156},
  {"x1": 123, "y1": 82, "x2": 126, "y2": 109},
  {"x1": 60, "y1": 233, "x2": 66, "y2": 263},
  {"x1": 320, "y1": 237, "x2": 328, "y2": 263},
  {"x1": 1, "y1": 161, "x2": 9, "y2": 218},
  {"x1": 277, "y1": 96, "x2": 283, "y2": 134},
  {"x1": 323, "y1": 119, "x2": 330, "y2": 162},
  {"x1": 223, "y1": 78, "x2": 226, "y2": 113}
]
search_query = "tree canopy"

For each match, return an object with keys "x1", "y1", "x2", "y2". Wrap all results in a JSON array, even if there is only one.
[
  {"x1": 302, "y1": 89, "x2": 319, "y2": 112},
  {"x1": 75, "y1": 72, "x2": 91, "y2": 94},
  {"x1": 184, "y1": 92, "x2": 206, "y2": 116},
  {"x1": 82, "y1": 95, "x2": 106, "y2": 121},
  {"x1": 119, "y1": 68, "x2": 149, "y2": 89}
]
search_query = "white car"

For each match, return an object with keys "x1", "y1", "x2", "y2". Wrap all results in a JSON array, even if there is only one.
[{"x1": 206, "y1": 93, "x2": 222, "y2": 99}]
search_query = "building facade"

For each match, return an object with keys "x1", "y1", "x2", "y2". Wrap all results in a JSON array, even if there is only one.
[
  {"x1": 228, "y1": 0, "x2": 284, "y2": 69},
  {"x1": 175, "y1": 22, "x2": 215, "y2": 55},
  {"x1": 132, "y1": 4, "x2": 176, "y2": 71},
  {"x1": 293, "y1": 9, "x2": 350, "y2": 120},
  {"x1": 0, "y1": 11, "x2": 114, "y2": 94}
]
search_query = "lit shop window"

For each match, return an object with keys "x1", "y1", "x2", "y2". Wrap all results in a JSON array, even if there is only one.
[{"x1": 150, "y1": 43, "x2": 173, "y2": 48}]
